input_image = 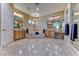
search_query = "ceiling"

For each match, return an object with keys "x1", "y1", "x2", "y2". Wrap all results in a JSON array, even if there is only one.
[
  {"x1": 14, "y1": 3, "x2": 67, "y2": 17},
  {"x1": 72, "y1": 3, "x2": 79, "y2": 12}
]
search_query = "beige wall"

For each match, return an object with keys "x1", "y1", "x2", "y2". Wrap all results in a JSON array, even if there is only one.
[
  {"x1": 14, "y1": 8, "x2": 35, "y2": 30},
  {"x1": 14, "y1": 7, "x2": 64, "y2": 32},
  {"x1": 35, "y1": 11, "x2": 64, "y2": 31}
]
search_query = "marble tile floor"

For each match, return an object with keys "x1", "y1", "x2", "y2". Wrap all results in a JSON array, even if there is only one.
[{"x1": 0, "y1": 38, "x2": 78, "y2": 56}]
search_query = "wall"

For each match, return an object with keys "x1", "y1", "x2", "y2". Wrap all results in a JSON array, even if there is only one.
[
  {"x1": 14, "y1": 8, "x2": 34, "y2": 30},
  {"x1": 14, "y1": 8, "x2": 64, "y2": 32},
  {"x1": 1, "y1": 3, "x2": 14, "y2": 47},
  {"x1": 23, "y1": 19, "x2": 34, "y2": 30},
  {"x1": 0, "y1": 3, "x2": 1, "y2": 47},
  {"x1": 72, "y1": 4, "x2": 79, "y2": 49},
  {"x1": 14, "y1": 7, "x2": 64, "y2": 33},
  {"x1": 36, "y1": 11, "x2": 64, "y2": 31},
  {"x1": 23, "y1": 17, "x2": 47, "y2": 31},
  {"x1": 36, "y1": 16, "x2": 48, "y2": 30},
  {"x1": 72, "y1": 4, "x2": 79, "y2": 40}
]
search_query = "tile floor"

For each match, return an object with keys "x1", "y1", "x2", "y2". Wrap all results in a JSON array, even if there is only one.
[{"x1": 0, "y1": 38, "x2": 78, "y2": 56}]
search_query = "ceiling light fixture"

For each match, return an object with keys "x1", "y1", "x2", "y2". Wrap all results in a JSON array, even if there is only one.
[
  {"x1": 32, "y1": 13, "x2": 40, "y2": 17},
  {"x1": 35, "y1": 3, "x2": 40, "y2": 11}
]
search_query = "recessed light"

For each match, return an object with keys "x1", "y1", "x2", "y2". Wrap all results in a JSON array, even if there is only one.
[
  {"x1": 47, "y1": 44, "x2": 50, "y2": 47},
  {"x1": 46, "y1": 47, "x2": 48, "y2": 51},
  {"x1": 55, "y1": 51, "x2": 58, "y2": 55},
  {"x1": 36, "y1": 8, "x2": 39, "y2": 11},
  {"x1": 32, "y1": 44, "x2": 35, "y2": 48},
  {"x1": 19, "y1": 50, "x2": 22, "y2": 54}
]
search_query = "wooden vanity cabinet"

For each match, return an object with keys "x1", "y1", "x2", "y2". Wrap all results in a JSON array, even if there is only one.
[{"x1": 14, "y1": 29, "x2": 26, "y2": 41}]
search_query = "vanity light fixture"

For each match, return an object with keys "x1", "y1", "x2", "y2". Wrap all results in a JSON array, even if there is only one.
[
  {"x1": 14, "y1": 12, "x2": 23, "y2": 18},
  {"x1": 74, "y1": 12, "x2": 79, "y2": 16},
  {"x1": 49, "y1": 16, "x2": 61, "y2": 20}
]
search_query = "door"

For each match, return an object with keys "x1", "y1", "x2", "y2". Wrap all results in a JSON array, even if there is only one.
[{"x1": 1, "y1": 3, "x2": 13, "y2": 47}]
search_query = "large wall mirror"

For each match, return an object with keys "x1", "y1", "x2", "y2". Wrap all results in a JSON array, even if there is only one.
[
  {"x1": 14, "y1": 12, "x2": 23, "y2": 28},
  {"x1": 52, "y1": 21, "x2": 62, "y2": 32},
  {"x1": 53, "y1": 21, "x2": 61, "y2": 30}
]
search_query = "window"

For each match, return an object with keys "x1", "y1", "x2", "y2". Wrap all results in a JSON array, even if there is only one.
[
  {"x1": 32, "y1": 21, "x2": 34, "y2": 24},
  {"x1": 53, "y1": 22, "x2": 61, "y2": 30},
  {"x1": 28, "y1": 19, "x2": 32, "y2": 24}
]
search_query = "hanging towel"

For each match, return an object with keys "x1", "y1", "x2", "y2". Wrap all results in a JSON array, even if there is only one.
[
  {"x1": 65, "y1": 24, "x2": 69, "y2": 35},
  {"x1": 70, "y1": 23, "x2": 78, "y2": 41},
  {"x1": 26, "y1": 29, "x2": 28, "y2": 34},
  {"x1": 43, "y1": 29, "x2": 45, "y2": 33},
  {"x1": 70, "y1": 25, "x2": 74, "y2": 41},
  {"x1": 73, "y1": 24, "x2": 78, "y2": 39}
]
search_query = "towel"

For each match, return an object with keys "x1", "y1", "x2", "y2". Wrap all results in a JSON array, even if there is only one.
[
  {"x1": 70, "y1": 23, "x2": 78, "y2": 41},
  {"x1": 65, "y1": 24, "x2": 69, "y2": 35}
]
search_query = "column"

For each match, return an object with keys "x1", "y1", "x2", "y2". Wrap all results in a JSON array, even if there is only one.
[{"x1": 64, "y1": 3, "x2": 73, "y2": 45}]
